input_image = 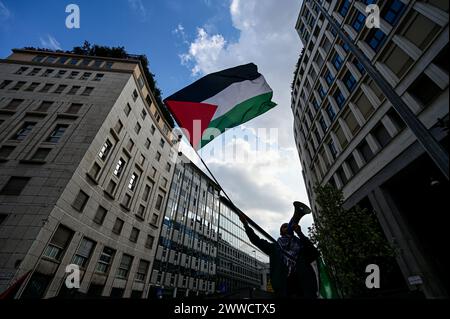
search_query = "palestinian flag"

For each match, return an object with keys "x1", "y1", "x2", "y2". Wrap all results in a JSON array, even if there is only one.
[{"x1": 164, "y1": 63, "x2": 276, "y2": 150}]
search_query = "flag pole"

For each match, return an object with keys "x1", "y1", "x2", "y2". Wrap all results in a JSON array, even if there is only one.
[{"x1": 192, "y1": 147, "x2": 277, "y2": 243}]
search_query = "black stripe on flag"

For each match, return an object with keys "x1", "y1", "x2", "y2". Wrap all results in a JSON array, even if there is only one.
[{"x1": 164, "y1": 63, "x2": 261, "y2": 103}]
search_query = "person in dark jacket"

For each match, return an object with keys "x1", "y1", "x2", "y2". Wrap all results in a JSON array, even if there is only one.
[{"x1": 239, "y1": 202, "x2": 319, "y2": 298}]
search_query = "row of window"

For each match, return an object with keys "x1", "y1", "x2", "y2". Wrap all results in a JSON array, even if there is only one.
[
  {"x1": 42, "y1": 224, "x2": 151, "y2": 283},
  {"x1": 0, "y1": 79, "x2": 94, "y2": 96},
  {"x1": 31, "y1": 54, "x2": 114, "y2": 70},
  {"x1": 14, "y1": 66, "x2": 104, "y2": 81}
]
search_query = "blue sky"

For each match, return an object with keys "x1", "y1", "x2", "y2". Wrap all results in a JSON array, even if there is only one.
[
  {"x1": 0, "y1": 0, "x2": 238, "y2": 98},
  {"x1": 0, "y1": 0, "x2": 311, "y2": 238}
]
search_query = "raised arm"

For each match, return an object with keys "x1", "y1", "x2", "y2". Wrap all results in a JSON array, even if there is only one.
[{"x1": 239, "y1": 213, "x2": 273, "y2": 256}]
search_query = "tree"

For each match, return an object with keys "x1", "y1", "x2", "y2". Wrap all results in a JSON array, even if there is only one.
[{"x1": 309, "y1": 184, "x2": 395, "y2": 297}]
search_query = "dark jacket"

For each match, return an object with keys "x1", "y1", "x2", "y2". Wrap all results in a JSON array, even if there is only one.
[{"x1": 243, "y1": 223, "x2": 319, "y2": 298}]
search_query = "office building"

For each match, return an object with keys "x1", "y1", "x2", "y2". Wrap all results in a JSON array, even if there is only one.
[
  {"x1": 292, "y1": 0, "x2": 448, "y2": 297},
  {"x1": 0, "y1": 49, "x2": 176, "y2": 298}
]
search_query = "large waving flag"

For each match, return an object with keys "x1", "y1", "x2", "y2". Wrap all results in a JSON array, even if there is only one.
[{"x1": 164, "y1": 63, "x2": 276, "y2": 150}]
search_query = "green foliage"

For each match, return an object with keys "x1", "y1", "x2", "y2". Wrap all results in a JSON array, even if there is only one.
[{"x1": 309, "y1": 184, "x2": 395, "y2": 297}]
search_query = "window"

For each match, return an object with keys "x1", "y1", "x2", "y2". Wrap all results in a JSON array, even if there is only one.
[
  {"x1": 312, "y1": 99, "x2": 319, "y2": 111},
  {"x1": 325, "y1": 71, "x2": 334, "y2": 86},
  {"x1": 56, "y1": 56, "x2": 68, "y2": 64},
  {"x1": 3, "y1": 99, "x2": 24, "y2": 110},
  {"x1": 28, "y1": 68, "x2": 42, "y2": 76},
  {"x1": 126, "y1": 139, "x2": 135, "y2": 152},
  {"x1": 338, "y1": 0, "x2": 350, "y2": 17},
  {"x1": 12, "y1": 122, "x2": 36, "y2": 141},
  {"x1": 136, "y1": 260, "x2": 149, "y2": 282},
  {"x1": 142, "y1": 185, "x2": 151, "y2": 201},
  {"x1": 151, "y1": 213, "x2": 159, "y2": 225},
  {"x1": 117, "y1": 254, "x2": 133, "y2": 279},
  {"x1": 128, "y1": 173, "x2": 138, "y2": 191},
  {"x1": 366, "y1": 29, "x2": 387, "y2": 52},
  {"x1": 104, "y1": 61, "x2": 113, "y2": 69},
  {"x1": 0, "y1": 80, "x2": 12, "y2": 89},
  {"x1": 67, "y1": 85, "x2": 81, "y2": 95},
  {"x1": 0, "y1": 177, "x2": 30, "y2": 195},
  {"x1": 98, "y1": 139, "x2": 112, "y2": 160},
  {"x1": 141, "y1": 109, "x2": 147, "y2": 120},
  {"x1": 151, "y1": 167, "x2": 157, "y2": 178},
  {"x1": 372, "y1": 123, "x2": 392, "y2": 148},
  {"x1": 382, "y1": 0, "x2": 405, "y2": 26},
  {"x1": 386, "y1": 109, "x2": 406, "y2": 132},
  {"x1": 96, "y1": 247, "x2": 115, "y2": 273},
  {"x1": 80, "y1": 72, "x2": 92, "y2": 80},
  {"x1": 25, "y1": 82, "x2": 40, "y2": 92},
  {"x1": 93, "y1": 206, "x2": 107, "y2": 225},
  {"x1": 106, "y1": 180, "x2": 117, "y2": 195},
  {"x1": 54, "y1": 70, "x2": 66, "y2": 78},
  {"x1": 0, "y1": 214, "x2": 7, "y2": 226},
  {"x1": 319, "y1": 85, "x2": 327, "y2": 99},
  {"x1": 43, "y1": 225, "x2": 73, "y2": 261},
  {"x1": 80, "y1": 59, "x2": 92, "y2": 67},
  {"x1": 34, "y1": 101, "x2": 52, "y2": 112},
  {"x1": 328, "y1": 140, "x2": 338, "y2": 159},
  {"x1": 45, "y1": 56, "x2": 57, "y2": 63},
  {"x1": 69, "y1": 58, "x2": 80, "y2": 65},
  {"x1": 159, "y1": 138, "x2": 165, "y2": 148},
  {"x1": 15, "y1": 67, "x2": 28, "y2": 74},
  {"x1": 46, "y1": 124, "x2": 68, "y2": 143},
  {"x1": 39, "y1": 83, "x2": 53, "y2": 93},
  {"x1": 72, "y1": 238, "x2": 95, "y2": 268},
  {"x1": 145, "y1": 235, "x2": 154, "y2": 249},
  {"x1": 0, "y1": 145, "x2": 15, "y2": 159},
  {"x1": 31, "y1": 148, "x2": 51, "y2": 161},
  {"x1": 155, "y1": 152, "x2": 161, "y2": 161},
  {"x1": 72, "y1": 190, "x2": 89, "y2": 212},
  {"x1": 93, "y1": 73, "x2": 104, "y2": 81},
  {"x1": 11, "y1": 81, "x2": 26, "y2": 90},
  {"x1": 114, "y1": 120, "x2": 123, "y2": 134},
  {"x1": 132, "y1": 89, "x2": 139, "y2": 101},
  {"x1": 332, "y1": 54, "x2": 343, "y2": 71},
  {"x1": 343, "y1": 71, "x2": 357, "y2": 92},
  {"x1": 135, "y1": 122, "x2": 141, "y2": 134},
  {"x1": 346, "y1": 154, "x2": 359, "y2": 175},
  {"x1": 129, "y1": 227, "x2": 140, "y2": 243},
  {"x1": 155, "y1": 194, "x2": 164, "y2": 211},
  {"x1": 124, "y1": 103, "x2": 131, "y2": 116},
  {"x1": 407, "y1": 74, "x2": 442, "y2": 107},
  {"x1": 122, "y1": 193, "x2": 132, "y2": 208},
  {"x1": 334, "y1": 90, "x2": 345, "y2": 109},
  {"x1": 93, "y1": 60, "x2": 103, "y2": 68},
  {"x1": 144, "y1": 138, "x2": 151, "y2": 149},
  {"x1": 66, "y1": 103, "x2": 83, "y2": 114},
  {"x1": 41, "y1": 69, "x2": 54, "y2": 77},
  {"x1": 88, "y1": 162, "x2": 101, "y2": 179},
  {"x1": 165, "y1": 162, "x2": 172, "y2": 172},
  {"x1": 353, "y1": 58, "x2": 366, "y2": 75},
  {"x1": 139, "y1": 154, "x2": 145, "y2": 166},
  {"x1": 112, "y1": 218, "x2": 124, "y2": 235},
  {"x1": 352, "y1": 12, "x2": 366, "y2": 32},
  {"x1": 319, "y1": 117, "x2": 328, "y2": 132},
  {"x1": 67, "y1": 71, "x2": 79, "y2": 79},
  {"x1": 54, "y1": 84, "x2": 67, "y2": 94},
  {"x1": 357, "y1": 139, "x2": 375, "y2": 163},
  {"x1": 113, "y1": 158, "x2": 126, "y2": 177},
  {"x1": 81, "y1": 87, "x2": 94, "y2": 96},
  {"x1": 137, "y1": 75, "x2": 145, "y2": 89},
  {"x1": 32, "y1": 56, "x2": 45, "y2": 62},
  {"x1": 150, "y1": 125, "x2": 156, "y2": 134},
  {"x1": 137, "y1": 205, "x2": 145, "y2": 218},
  {"x1": 326, "y1": 104, "x2": 336, "y2": 121}
]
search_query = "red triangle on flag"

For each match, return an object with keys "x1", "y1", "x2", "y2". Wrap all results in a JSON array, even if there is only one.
[{"x1": 165, "y1": 100, "x2": 218, "y2": 149}]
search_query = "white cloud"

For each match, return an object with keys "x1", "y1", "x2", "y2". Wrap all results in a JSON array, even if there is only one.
[
  {"x1": 0, "y1": 0, "x2": 11, "y2": 21},
  {"x1": 177, "y1": 0, "x2": 311, "y2": 239},
  {"x1": 128, "y1": 0, "x2": 147, "y2": 20},
  {"x1": 39, "y1": 34, "x2": 62, "y2": 51}
]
